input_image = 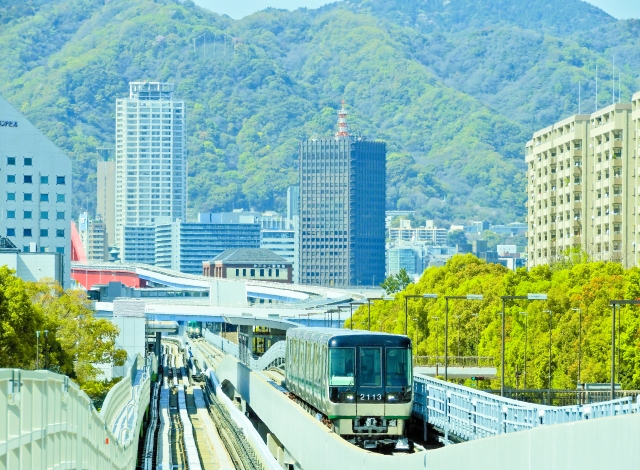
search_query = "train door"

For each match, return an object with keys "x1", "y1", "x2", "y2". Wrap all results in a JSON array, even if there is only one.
[{"x1": 356, "y1": 347, "x2": 384, "y2": 415}]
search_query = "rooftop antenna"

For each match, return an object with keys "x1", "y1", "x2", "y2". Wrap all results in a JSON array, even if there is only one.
[
  {"x1": 612, "y1": 55, "x2": 615, "y2": 106},
  {"x1": 618, "y1": 72, "x2": 621, "y2": 103},
  {"x1": 595, "y1": 64, "x2": 598, "y2": 112}
]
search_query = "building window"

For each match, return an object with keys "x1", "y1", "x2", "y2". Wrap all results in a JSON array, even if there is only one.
[
  {"x1": 276, "y1": 269, "x2": 280, "y2": 277},
  {"x1": 24, "y1": 157, "x2": 32, "y2": 166},
  {"x1": 23, "y1": 229, "x2": 32, "y2": 237},
  {"x1": 6, "y1": 210, "x2": 15, "y2": 219},
  {"x1": 7, "y1": 192, "x2": 15, "y2": 201},
  {"x1": 56, "y1": 229, "x2": 65, "y2": 238},
  {"x1": 260, "y1": 269, "x2": 265, "y2": 277},
  {"x1": 242, "y1": 268, "x2": 246, "y2": 276},
  {"x1": 6, "y1": 228, "x2": 15, "y2": 237},
  {"x1": 41, "y1": 211, "x2": 49, "y2": 219},
  {"x1": 40, "y1": 176, "x2": 49, "y2": 184},
  {"x1": 40, "y1": 193, "x2": 49, "y2": 202},
  {"x1": 56, "y1": 247, "x2": 64, "y2": 254},
  {"x1": 6, "y1": 175, "x2": 15, "y2": 183},
  {"x1": 249, "y1": 268, "x2": 254, "y2": 276},
  {"x1": 24, "y1": 211, "x2": 32, "y2": 219},
  {"x1": 56, "y1": 211, "x2": 64, "y2": 220},
  {"x1": 56, "y1": 194, "x2": 65, "y2": 203},
  {"x1": 56, "y1": 176, "x2": 66, "y2": 185},
  {"x1": 24, "y1": 193, "x2": 32, "y2": 202},
  {"x1": 24, "y1": 175, "x2": 32, "y2": 184},
  {"x1": 7, "y1": 157, "x2": 15, "y2": 165},
  {"x1": 40, "y1": 229, "x2": 49, "y2": 237},
  {"x1": 268, "y1": 269, "x2": 272, "y2": 277},
  {"x1": 235, "y1": 269, "x2": 239, "y2": 276}
]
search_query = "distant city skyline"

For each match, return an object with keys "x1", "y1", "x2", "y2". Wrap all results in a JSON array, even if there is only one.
[{"x1": 192, "y1": 0, "x2": 640, "y2": 19}]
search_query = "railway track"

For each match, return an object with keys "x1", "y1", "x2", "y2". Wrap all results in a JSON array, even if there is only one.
[{"x1": 203, "y1": 384, "x2": 263, "y2": 470}]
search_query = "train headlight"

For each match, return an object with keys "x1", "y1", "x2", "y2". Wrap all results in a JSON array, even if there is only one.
[
  {"x1": 386, "y1": 393, "x2": 399, "y2": 402},
  {"x1": 342, "y1": 393, "x2": 355, "y2": 403}
]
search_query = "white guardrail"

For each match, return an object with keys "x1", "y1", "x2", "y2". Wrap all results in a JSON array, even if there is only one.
[
  {"x1": 0, "y1": 355, "x2": 151, "y2": 470},
  {"x1": 413, "y1": 374, "x2": 640, "y2": 443}
]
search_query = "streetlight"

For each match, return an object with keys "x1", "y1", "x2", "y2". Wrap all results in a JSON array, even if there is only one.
[
  {"x1": 404, "y1": 293, "x2": 438, "y2": 336},
  {"x1": 519, "y1": 312, "x2": 528, "y2": 389},
  {"x1": 43, "y1": 330, "x2": 49, "y2": 370},
  {"x1": 454, "y1": 315, "x2": 461, "y2": 358},
  {"x1": 572, "y1": 307, "x2": 582, "y2": 387},
  {"x1": 499, "y1": 294, "x2": 547, "y2": 396},
  {"x1": 432, "y1": 316, "x2": 440, "y2": 375},
  {"x1": 367, "y1": 296, "x2": 395, "y2": 331},
  {"x1": 36, "y1": 330, "x2": 40, "y2": 369},
  {"x1": 543, "y1": 309, "x2": 553, "y2": 404},
  {"x1": 444, "y1": 295, "x2": 483, "y2": 382},
  {"x1": 608, "y1": 299, "x2": 640, "y2": 399},
  {"x1": 338, "y1": 306, "x2": 350, "y2": 328}
]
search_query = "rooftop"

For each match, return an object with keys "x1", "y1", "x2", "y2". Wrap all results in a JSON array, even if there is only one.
[{"x1": 211, "y1": 248, "x2": 291, "y2": 265}]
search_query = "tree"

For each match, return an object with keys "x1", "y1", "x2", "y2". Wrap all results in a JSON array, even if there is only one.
[
  {"x1": 27, "y1": 280, "x2": 127, "y2": 384},
  {"x1": 0, "y1": 266, "x2": 43, "y2": 369},
  {"x1": 381, "y1": 269, "x2": 412, "y2": 295},
  {"x1": 447, "y1": 230, "x2": 468, "y2": 246}
]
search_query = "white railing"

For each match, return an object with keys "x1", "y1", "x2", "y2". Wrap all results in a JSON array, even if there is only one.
[{"x1": 0, "y1": 356, "x2": 151, "y2": 469}]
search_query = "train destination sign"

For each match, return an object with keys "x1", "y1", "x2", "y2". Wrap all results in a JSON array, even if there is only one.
[{"x1": 0, "y1": 120, "x2": 18, "y2": 127}]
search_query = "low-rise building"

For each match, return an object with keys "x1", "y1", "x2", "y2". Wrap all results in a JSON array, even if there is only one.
[
  {"x1": 388, "y1": 219, "x2": 447, "y2": 245},
  {"x1": 203, "y1": 248, "x2": 293, "y2": 283}
]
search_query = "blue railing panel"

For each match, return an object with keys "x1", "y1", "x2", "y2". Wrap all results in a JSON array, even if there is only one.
[{"x1": 412, "y1": 374, "x2": 640, "y2": 444}]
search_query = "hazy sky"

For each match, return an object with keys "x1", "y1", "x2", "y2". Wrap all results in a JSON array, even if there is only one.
[{"x1": 192, "y1": 0, "x2": 640, "y2": 20}]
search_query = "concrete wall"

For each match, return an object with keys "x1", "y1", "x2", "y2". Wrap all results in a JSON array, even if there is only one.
[
  {"x1": 215, "y1": 355, "x2": 640, "y2": 470},
  {"x1": 0, "y1": 364, "x2": 149, "y2": 470},
  {"x1": 0, "y1": 252, "x2": 63, "y2": 286}
]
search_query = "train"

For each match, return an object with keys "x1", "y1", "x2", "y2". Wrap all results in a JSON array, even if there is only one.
[{"x1": 285, "y1": 328, "x2": 413, "y2": 450}]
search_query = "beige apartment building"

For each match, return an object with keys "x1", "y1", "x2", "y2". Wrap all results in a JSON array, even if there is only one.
[{"x1": 526, "y1": 92, "x2": 640, "y2": 268}]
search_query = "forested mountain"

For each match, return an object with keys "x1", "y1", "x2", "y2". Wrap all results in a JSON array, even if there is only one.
[{"x1": 0, "y1": 0, "x2": 638, "y2": 225}]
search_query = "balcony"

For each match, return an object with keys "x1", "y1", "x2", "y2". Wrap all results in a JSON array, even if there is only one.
[
  {"x1": 613, "y1": 139, "x2": 623, "y2": 148},
  {"x1": 572, "y1": 236, "x2": 582, "y2": 245},
  {"x1": 572, "y1": 201, "x2": 582, "y2": 210},
  {"x1": 572, "y1": 149, "x2": 583, "y2": 157}
]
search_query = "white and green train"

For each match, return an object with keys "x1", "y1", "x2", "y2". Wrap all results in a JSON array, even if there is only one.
[{"x1": 285, "y1": 328, "x2": 413, "y2": 450}]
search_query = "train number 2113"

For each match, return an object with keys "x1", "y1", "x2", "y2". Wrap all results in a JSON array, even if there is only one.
[{"x1": 360, "y1": 394, "x2": 382, "y2": 401}]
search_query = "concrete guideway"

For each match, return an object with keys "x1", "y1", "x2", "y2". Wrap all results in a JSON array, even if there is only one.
[{"x1": 212, "y1": 350, "x2": 640, "y2": 470}]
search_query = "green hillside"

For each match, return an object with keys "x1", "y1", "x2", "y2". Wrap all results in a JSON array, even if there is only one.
[{"x1": 0, "y1": 0, "x2": 638, "y2": 225}]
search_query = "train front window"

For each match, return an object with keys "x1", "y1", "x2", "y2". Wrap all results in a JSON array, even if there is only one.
[
  {"x1": 359, "y1": 348, "x2": 381, "y2": 387},
  {"x1": 386, "y1": 348, "x2": 412, "y2": 387},
  {"x1": 329, "y1": 348, "x2": 355, "y2": 386}
]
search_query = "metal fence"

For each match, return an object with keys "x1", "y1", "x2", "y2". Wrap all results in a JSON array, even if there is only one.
[
  {"x1": 413, "y1": 374, "x2": 640, "y2": 444},
  {"x1": 413, "y1": 355, "x2": 495, "y2": 367},
  {"x1": 484, "y1": 388, "x2": 640, "y2": 406}
]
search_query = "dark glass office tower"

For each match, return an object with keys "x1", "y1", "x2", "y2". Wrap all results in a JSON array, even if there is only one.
[{"x1": 299, "y1": 104, "x2": 386, "y2": 286}]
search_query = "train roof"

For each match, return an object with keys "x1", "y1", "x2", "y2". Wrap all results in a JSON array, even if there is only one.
[{"x1": 286, "y1": 327, "x2": 411, "y2": 347}]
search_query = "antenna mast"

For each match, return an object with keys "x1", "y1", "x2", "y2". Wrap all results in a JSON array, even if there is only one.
[{"x1": 335, "y1": 100, "x2": 350, "y2": 138}]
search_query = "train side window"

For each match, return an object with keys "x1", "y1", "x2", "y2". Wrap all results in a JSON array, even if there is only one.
[{"x1": 329, "y1": 348, "x2": 355, "y2": 386}]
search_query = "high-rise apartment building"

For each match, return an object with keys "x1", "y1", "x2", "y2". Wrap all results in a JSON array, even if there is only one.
[
  {"x1": 527, "y1": 94, "x2": 640, "y2": 268},
  {"x1": 114, "y1": 82, "x2": 186, "y2": 261},
  {"x1": 299, "y1": 103, "x2": 386, "y2": 286},
  {"x1": 79, "y1": 213, "x2": 109, "y2": 262},
  {"x1": 0, "y1": 95, "x2": 72, "y2": 287}
]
